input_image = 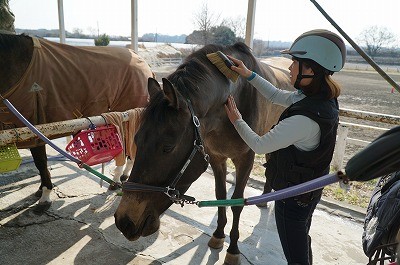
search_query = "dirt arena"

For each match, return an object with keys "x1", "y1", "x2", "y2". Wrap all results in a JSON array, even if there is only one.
[{"x1": 333, "y1": 68, "x2": 400, "y2": 162}]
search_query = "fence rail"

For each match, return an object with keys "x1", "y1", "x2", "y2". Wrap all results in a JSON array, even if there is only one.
[
  {"x1": 146, "y1": 57, "x2": 182, "y2": 67},
  {"x1": 331, "y1": 108, "x2": 400, "y2": 171},
  {"x1": 1, "y1": 107, "x2": 399, "y2": 176}
]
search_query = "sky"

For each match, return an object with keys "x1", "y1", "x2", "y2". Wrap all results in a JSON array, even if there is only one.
[{"x1": 9, "y1": 0, "x2": 400, "y2": 44}]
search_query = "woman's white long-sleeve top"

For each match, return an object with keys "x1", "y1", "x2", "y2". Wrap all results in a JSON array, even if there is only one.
[{"x1": 233, "y1": 74, "x2": 321, "y2": 154}]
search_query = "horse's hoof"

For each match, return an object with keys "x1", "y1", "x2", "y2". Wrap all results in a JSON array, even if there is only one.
[
  {"x1": 120, "y1": 174, "x2": 128, "y2": 182},
  {"x1": 208, "y1": 235, "x2": 225, "y2": 249},
  {"x1": 256, "y1": 201, "x2": 269, "y2": 208},
  {"x1": 223, "y1": 252, "x2": 241, "y2": 265},
  {"x1": 33, "y1": 201, "x2": 51, "y2": 215},
  {"x1": 34, "y1": 189, "x2": 42, "y2": 197},
  {"x1": 108, "y1": 182, "x2": 121, "y2": 191}
]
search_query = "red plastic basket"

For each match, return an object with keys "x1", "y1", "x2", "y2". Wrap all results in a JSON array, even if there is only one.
[{"x1": 66, "y1": 124, "x2": 123, "y2": 166}]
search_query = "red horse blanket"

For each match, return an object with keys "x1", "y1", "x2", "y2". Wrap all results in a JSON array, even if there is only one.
[{"x1": 0, "y1": 37, "x2": 153, "y2": 132}]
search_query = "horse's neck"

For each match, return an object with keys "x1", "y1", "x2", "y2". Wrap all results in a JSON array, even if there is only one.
[
  {"x1": 189, "y1": 81, "x2": 233, "y2": 135},
  {"x1": 190, "y1": 81, "x2": 232, "y2": 119},
  {"x1": 0, "y1": 35, "x2": 33, "y2": 95}
]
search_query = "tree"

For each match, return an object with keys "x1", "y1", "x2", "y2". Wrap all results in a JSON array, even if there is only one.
[
  {"x1": 87, "y1": 26, "x2": 97, "y2": 37},
  {"x1": 72, "y1": 28, "x2": 83, "y2": 38},
  {"x1": 186, "y1": 30, "x2": 207, "y2": 44},
  {"x1": 358, "y1": 26, "x2": 396, "y2": 58},
  {"x1": 211, "y1": 26, "x2": 236, "y2": 46},
  {"x1": 142, "y1": 33, "x2": 157, "y2": 42},
  {"x1": 193, "y1": 2, "x2": 220, "y2": 45},
  {"x1": 94, "y1": 34, "x2": 110, "y2": 46},
  {"x1": 221, "y1": 16, "x2": 246, "y2": 42}
]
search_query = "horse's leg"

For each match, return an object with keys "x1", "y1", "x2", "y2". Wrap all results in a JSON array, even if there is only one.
[
  {"x1": 112, "y1": 157, "x2": 133, "y2": 182},
  {"x1": 225, "y1": 151, "x2": 255, "y2": 265},
  {"x1": 30, "y1": 145, "x2": 52, "y2": 214},
  {"x1": 110, "y1": 156, "x2": 133, "y2": 190},
  {"x1": 208, "y1": 155, "x2": 228, "y2": 250},
  {"x1": 110, "y1": 165, "x2": 124, "y2": 190},
  {"x1": 121, "y1": 156, "x2": 134, "y2": 181}
]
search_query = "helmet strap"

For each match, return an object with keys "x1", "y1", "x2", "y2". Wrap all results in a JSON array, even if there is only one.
[{"x1": 294, "y1": 60, "x2": 314, "y2": 90}]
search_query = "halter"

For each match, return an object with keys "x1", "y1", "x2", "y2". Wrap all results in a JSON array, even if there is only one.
[{"x1": 122, "y1": 98, "x2": 210, "y2": 206}]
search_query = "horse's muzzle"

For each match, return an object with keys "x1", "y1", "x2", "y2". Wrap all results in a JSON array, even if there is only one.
[{"x1": 114, "y1": 213, "x2": 159, "y2": 240}]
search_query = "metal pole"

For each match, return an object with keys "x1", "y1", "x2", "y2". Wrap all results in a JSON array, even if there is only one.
[
  {"x1": 245, "y1": 0, "x2": 256, "y2": 49},
  {"x1": 57, "y1": 0, "x2": 66, "y2": 44},
  {"x1": 309, "y1": 0, "x2": 400, "y2": 93},
  {"x1": 131, "y1": 0, "x2": 138, "y2": 52}
]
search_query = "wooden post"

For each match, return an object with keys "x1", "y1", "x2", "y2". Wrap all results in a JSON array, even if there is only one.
[
  {"x1": 245, "y1": 0, "x2": 256, "y2": 49},
  {"x1": 57, "y1": 0, "x2": 66, "y2": 44},
  {"x1": 332, "y1": 124, "x2": 348, "y2": 171},
  {"x1": 131, "y1": 0, "x2": 138, "y2": 52},
  {"x1": 0, "y1": 112, "x2": 130, "y2": 146}
]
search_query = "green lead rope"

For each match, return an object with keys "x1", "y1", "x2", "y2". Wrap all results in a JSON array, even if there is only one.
[
  {"x1": 198, "y1": 198, "x2": 245, "y2": 207},
  {"x1": 81, "y1": 164, "x2": 115, "y2": 184}
]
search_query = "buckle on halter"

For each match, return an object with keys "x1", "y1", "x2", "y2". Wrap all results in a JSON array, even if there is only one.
[
  {"x1": 164, "y1": 186, "x2": 180, "y2": 199},
  {"x1": 192, "y1": 116, "x2": 200, "y2": 127},
  {"x1": 195, "y1": 144, "x2": 210, "y2": 163}
]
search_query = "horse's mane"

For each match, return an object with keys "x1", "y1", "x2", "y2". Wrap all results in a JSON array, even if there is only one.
[
  {"x1": 0, "y1": 33, "x2": 31, "y2": 50},
  {"x1": 141, "y1": 42, "x2": 261, "y2": 125},
  {"x1": 169, "y1": 42, "x2": 261, "y2": 98}
]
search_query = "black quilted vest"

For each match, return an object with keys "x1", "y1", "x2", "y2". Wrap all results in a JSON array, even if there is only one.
[{"x1": 265, "y1": 95, "x2": 339, "y2": 190}]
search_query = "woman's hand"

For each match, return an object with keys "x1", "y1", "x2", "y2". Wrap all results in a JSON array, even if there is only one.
[
  {"x1": 227, "y1": 55, "x2": 253, "y2": 78},
  {"x1": 224, "y1": 95, "x2": 242, "y2": 124}
]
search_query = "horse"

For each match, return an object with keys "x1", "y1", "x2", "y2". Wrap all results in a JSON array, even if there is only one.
[
  {"x1": 0, "y1": 33, "x2": 154, "y2": 214},
  {"x1": 114, "y1": 42, "x2": 294, "y2": 265}
]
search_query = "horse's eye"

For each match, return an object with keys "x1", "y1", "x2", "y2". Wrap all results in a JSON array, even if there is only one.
[{"x1": 163, "y1": 145, "x2": 175, "y2": 153}]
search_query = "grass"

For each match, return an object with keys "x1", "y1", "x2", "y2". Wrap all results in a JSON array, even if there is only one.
[
  {"x1": 323, "y1": 178, "x2": 377, "y2": 208},
  {"x1": 228, "y1": 154, "x2": 377, "y2": 209}
]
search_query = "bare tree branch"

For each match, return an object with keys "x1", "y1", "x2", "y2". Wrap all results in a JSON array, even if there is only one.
[
  {"x1": 358, "y1": 26, "x2": 396, "y2": 58},
  {"x1": 193, "y1": 2, "x2": 220, "y2": 45},
  {"x1": 221, "y1": 16, "x2": 246, "y2": 40}
]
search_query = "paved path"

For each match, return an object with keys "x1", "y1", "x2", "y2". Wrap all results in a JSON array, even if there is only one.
[{"x1": 0, "y1": 143, "x2": 369, "y2": 264}]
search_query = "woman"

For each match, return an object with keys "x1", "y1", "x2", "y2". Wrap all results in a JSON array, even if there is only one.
[{"x1": 225, "y1": 29, "x2": 346, "y2": 265}]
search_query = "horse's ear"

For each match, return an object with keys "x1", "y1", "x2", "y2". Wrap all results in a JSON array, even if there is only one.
[
  {"x1": 162, "y1": 78, "x2": 179, "y2": 109},
  {"x1": 148, "y1": 77, "x2": 161, "y2": 100}
]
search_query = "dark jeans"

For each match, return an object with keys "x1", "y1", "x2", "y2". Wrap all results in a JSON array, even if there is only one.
[{"x1": 274, "y1": 190, "x2": 322, "y2": 265}]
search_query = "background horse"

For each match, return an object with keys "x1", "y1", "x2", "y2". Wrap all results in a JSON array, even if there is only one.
[
  {"x1": 0, "y1": 33, "x2": 153, "y2": 214},
  {"x1": 114, "y1": 42, "x2": 294, "y2": 264}
]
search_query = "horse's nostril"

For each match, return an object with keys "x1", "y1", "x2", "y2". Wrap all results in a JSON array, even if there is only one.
[{"x1": 116, "y1": 215, "x2": 135, "y2": 234}]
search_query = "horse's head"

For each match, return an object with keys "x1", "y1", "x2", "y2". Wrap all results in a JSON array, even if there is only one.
[
  {"x1": 0, "y1": 33, "x2": 33, "y2": 95},
  {"x1": 114, "y1": 77, "x2": 209, "y2": 240}
]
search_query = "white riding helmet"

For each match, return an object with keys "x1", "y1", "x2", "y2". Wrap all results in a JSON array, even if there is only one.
[{"x1": 281, "y1": 29, "x2": 346, "y2": 72}]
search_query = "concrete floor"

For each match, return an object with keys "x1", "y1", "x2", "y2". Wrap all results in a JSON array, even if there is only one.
[{"x1": 0, "y1": 142, "x2": 370, "y2": 265}]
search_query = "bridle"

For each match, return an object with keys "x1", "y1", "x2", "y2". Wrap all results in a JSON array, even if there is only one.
[{"x1": 122, "y1": 98, "x2": 210, "y2": 206}]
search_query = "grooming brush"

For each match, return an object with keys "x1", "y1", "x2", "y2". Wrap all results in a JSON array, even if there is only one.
[{"x1": 207, "y1": 51, "x2": 240, "y2": 83}]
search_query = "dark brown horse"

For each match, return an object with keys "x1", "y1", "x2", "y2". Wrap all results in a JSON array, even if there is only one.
[
  {"x1": 0, "y1": 33, "x2": 153, "y2": 214},
  {"x1": 114, "y1": 42, "x2": 294, "y2": 264}
]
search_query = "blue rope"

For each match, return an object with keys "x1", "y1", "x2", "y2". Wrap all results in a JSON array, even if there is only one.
[{"x1": 2, "y1": 98, "x2": 115, "y2": 184}]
